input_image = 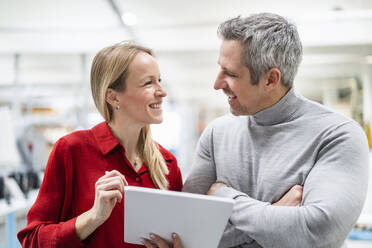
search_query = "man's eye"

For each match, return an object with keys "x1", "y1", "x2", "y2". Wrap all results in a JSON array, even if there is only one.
[
  {"x1": 144, "y1": 81, "x2": 152, "y2": 86},
  {"x1": 158, "y1": 78, "x2": 162, "y2": 83},
  {"x1": 225, "y1": 72, "x2": 236, "y2": 77}
]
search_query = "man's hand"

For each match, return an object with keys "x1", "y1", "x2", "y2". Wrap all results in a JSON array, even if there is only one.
[
  {"x1": 207, "y1": 182, "x2": 226, "y2": 195},
  {"x1": 273, "y1": 185, "x2": 303, "y2": 206},
  {"x1": 141, "y1": 233, "x2": 183, "y2": 248},
  {"x1": 207, "y1": 182, "x2": 302, "y2": 206}
]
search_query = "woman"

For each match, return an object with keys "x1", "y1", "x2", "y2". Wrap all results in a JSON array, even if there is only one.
[{"x1": 18, "y1": 42, "x2": 183, "y2": 248}]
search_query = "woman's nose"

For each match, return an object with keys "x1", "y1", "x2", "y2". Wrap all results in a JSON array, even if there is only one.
[{"x1": 155, "y1": 85, "x2": 167, "y2": 97}]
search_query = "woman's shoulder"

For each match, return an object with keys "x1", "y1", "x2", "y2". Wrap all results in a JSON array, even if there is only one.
[
  {"x1": 156, "y1": 143, "x2": 180, "y2": 174},
  {"x1": 156, "y1": 143, "x2": 183, "y2": 191},
  {"x1": 156, "y1": 143, "x2": 177, "y2": 163},
  {"x1": 59, "y1": 129, "x2": 92, "y2": 147},
  {"x1": 58, "y1": 122, "x2": 108, "y2": 147}
]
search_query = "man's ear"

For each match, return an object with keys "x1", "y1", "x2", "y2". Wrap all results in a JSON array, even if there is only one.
[
  {"x1": 265, "y1": 68, "x2": 281, "y2": 90},
  {"x1": 106, "y1": 88, "x2": 118, "y2": 106}
]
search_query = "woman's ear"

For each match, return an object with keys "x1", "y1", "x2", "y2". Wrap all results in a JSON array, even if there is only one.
[{"x1": 106, "y1": 88, "x2": 118, "y2": 107}]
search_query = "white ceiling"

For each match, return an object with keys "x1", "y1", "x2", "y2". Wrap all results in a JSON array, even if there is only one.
[
  {"x1": 1, "y1": 0, "x2": 372, "y2": 52},
  {"x1": 1, "y1": 0, "x2": 372, "y2": 104}
]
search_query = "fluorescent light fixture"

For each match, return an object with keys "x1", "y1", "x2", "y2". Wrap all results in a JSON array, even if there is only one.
[{"x1": 121, "y1": 12, "x2": 138, "y2": 26}]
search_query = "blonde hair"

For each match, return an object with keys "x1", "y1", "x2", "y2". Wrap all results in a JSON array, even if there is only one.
[{"x1": 91, "y1": 41, "x2": 169, "y2": 189}]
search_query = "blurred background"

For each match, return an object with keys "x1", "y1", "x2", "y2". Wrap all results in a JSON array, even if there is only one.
[{"x1": 1, "y1": 0, "x2": 372, "y2": 247}]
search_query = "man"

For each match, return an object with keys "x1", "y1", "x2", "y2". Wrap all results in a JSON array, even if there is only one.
[{"x1": 183, "y1": 13, "x2": 369, "y2": 248}]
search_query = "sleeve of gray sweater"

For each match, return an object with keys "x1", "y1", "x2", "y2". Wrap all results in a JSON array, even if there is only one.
[{"x1": 183, "y1": 122, "x2": 369, "y2": 248}]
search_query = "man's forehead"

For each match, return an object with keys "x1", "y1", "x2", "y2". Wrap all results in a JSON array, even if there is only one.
[
  {"x1": 221, "y1": 39, "x2": 244, "y2": 52},
  {"x1": 218, "y1": 52, "x2": 245, "y2": 73}
]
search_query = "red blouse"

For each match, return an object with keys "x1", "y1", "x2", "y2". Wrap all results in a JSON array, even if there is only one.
[{"x1": 17, "y1": 122, "x2": 183, "y2": 248}]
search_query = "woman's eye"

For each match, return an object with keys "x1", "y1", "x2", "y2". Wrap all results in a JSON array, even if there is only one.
[
  {"x1": 158, "y1": 78, "x2": 162, "y2": 83},
  {"x1": 144, "y1": 81, "x2": 152, "y2": 86}
]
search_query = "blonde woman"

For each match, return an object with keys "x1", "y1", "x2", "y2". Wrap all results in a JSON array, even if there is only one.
[{"x1": 18, "y1": 42, "x2": 183, "y2": 248}]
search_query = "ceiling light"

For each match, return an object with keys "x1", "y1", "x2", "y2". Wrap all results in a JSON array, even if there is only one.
[{"x1": 121, "y1": 12, "x2": 138, "y2": 26}]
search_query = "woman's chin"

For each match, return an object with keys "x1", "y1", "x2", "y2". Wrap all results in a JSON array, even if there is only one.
[{"x1": 150, "y1": 116, "x2": 163, "y2": 124}]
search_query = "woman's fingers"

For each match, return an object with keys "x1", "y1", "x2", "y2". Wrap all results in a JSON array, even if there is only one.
[
  {"x1": 142, "y1": 233, "x2": 183, "y2": 248},
  {"x1": 96, "y1": 170, "x2": 128, "y2": 186},
  {"x1": 94, "y1": 171, "x2": 128, "y2": 204},
  {"x1": 141, "y1": 238, "x2": 157, "y2": 248},
  {"x1": 105, "y1": 170, "x2": 128, "y2": 186},
  {"x1": 99, "y1": 189, "x2": 123, "y2": 203},
  {"x1": 96, "y1": 177, "x2": 125, "y2": 193},
  {"x1": 172, "y1": 233, "x2": 183, "y2": 248},
  {"x1": 148, "y1": 233, "x2": 174, "y2": 248},
  {"x1": 89, "y1": 171, "x2": 128, "y2": 226}
]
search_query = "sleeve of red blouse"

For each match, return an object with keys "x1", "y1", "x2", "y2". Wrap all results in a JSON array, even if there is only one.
[{"x1": 17, "y1": 138, "x2": 85, "y2": 248}]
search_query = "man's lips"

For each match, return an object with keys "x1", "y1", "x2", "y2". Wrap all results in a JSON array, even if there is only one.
[{"x1": 223, "y1": 89, "x2": 237, "y2": 99}]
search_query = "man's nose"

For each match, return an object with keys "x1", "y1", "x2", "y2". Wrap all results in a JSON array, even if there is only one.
[{"x1": 214, "y1": 71, "x2": 226, "y2": 90}]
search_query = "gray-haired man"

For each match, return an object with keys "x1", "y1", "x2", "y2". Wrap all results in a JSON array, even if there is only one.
[{"x1": 183, "y1": 13, "x2": 369, "y2": 248}]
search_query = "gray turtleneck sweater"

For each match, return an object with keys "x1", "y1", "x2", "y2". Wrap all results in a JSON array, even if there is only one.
[{"x1": 183, "y1": 88, "x2": 369, "y2": 248}]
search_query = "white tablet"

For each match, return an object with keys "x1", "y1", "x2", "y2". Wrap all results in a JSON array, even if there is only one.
[{"x1": 124, "y1": 186, "x2": 234, "y2": 248}]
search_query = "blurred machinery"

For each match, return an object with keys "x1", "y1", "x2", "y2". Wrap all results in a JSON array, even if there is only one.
[{"x1": 0, "y1": 106, "x2": 41, "y2": 204}]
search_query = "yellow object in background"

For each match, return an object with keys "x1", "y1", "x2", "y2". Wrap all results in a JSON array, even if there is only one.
[
  {"x1": 364, "y1": 123, "x2": 372, "y2": 149},
  {"x1": 31, "y1": 107, "x2": 54, "y2": 115}
]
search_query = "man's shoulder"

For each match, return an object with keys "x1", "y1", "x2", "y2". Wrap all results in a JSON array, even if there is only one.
[
  {"x1": 197, "y1": 114, "x2": 248, "y2": 148},
  {"x1": 207, "y1": 114, "x2": 246, "y2": 130},
  {"x1": 301, "y1": 97, "x2": 364, "y2": 137},
  {"x1": 302, "y1": 96, "x2": 354, "y2": 125}
]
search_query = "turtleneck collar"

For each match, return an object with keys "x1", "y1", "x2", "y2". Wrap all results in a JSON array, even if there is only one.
[{"x1": 250, "y1": 87, "x2": 301, "y2": 126}]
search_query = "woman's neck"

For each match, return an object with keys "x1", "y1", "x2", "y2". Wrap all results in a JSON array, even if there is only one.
[{"x1": 108, "y1": 117, "x2": 143, "y2": 159}]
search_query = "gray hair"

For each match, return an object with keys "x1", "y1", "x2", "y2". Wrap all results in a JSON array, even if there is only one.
[{"x1": 217, "y1": 13, "x2": 303, "y2": 87}]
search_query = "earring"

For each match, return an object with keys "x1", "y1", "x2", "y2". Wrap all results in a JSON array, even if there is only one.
[{"x1": 116, "y1": 105, "x2": 120, "y2": 110}]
